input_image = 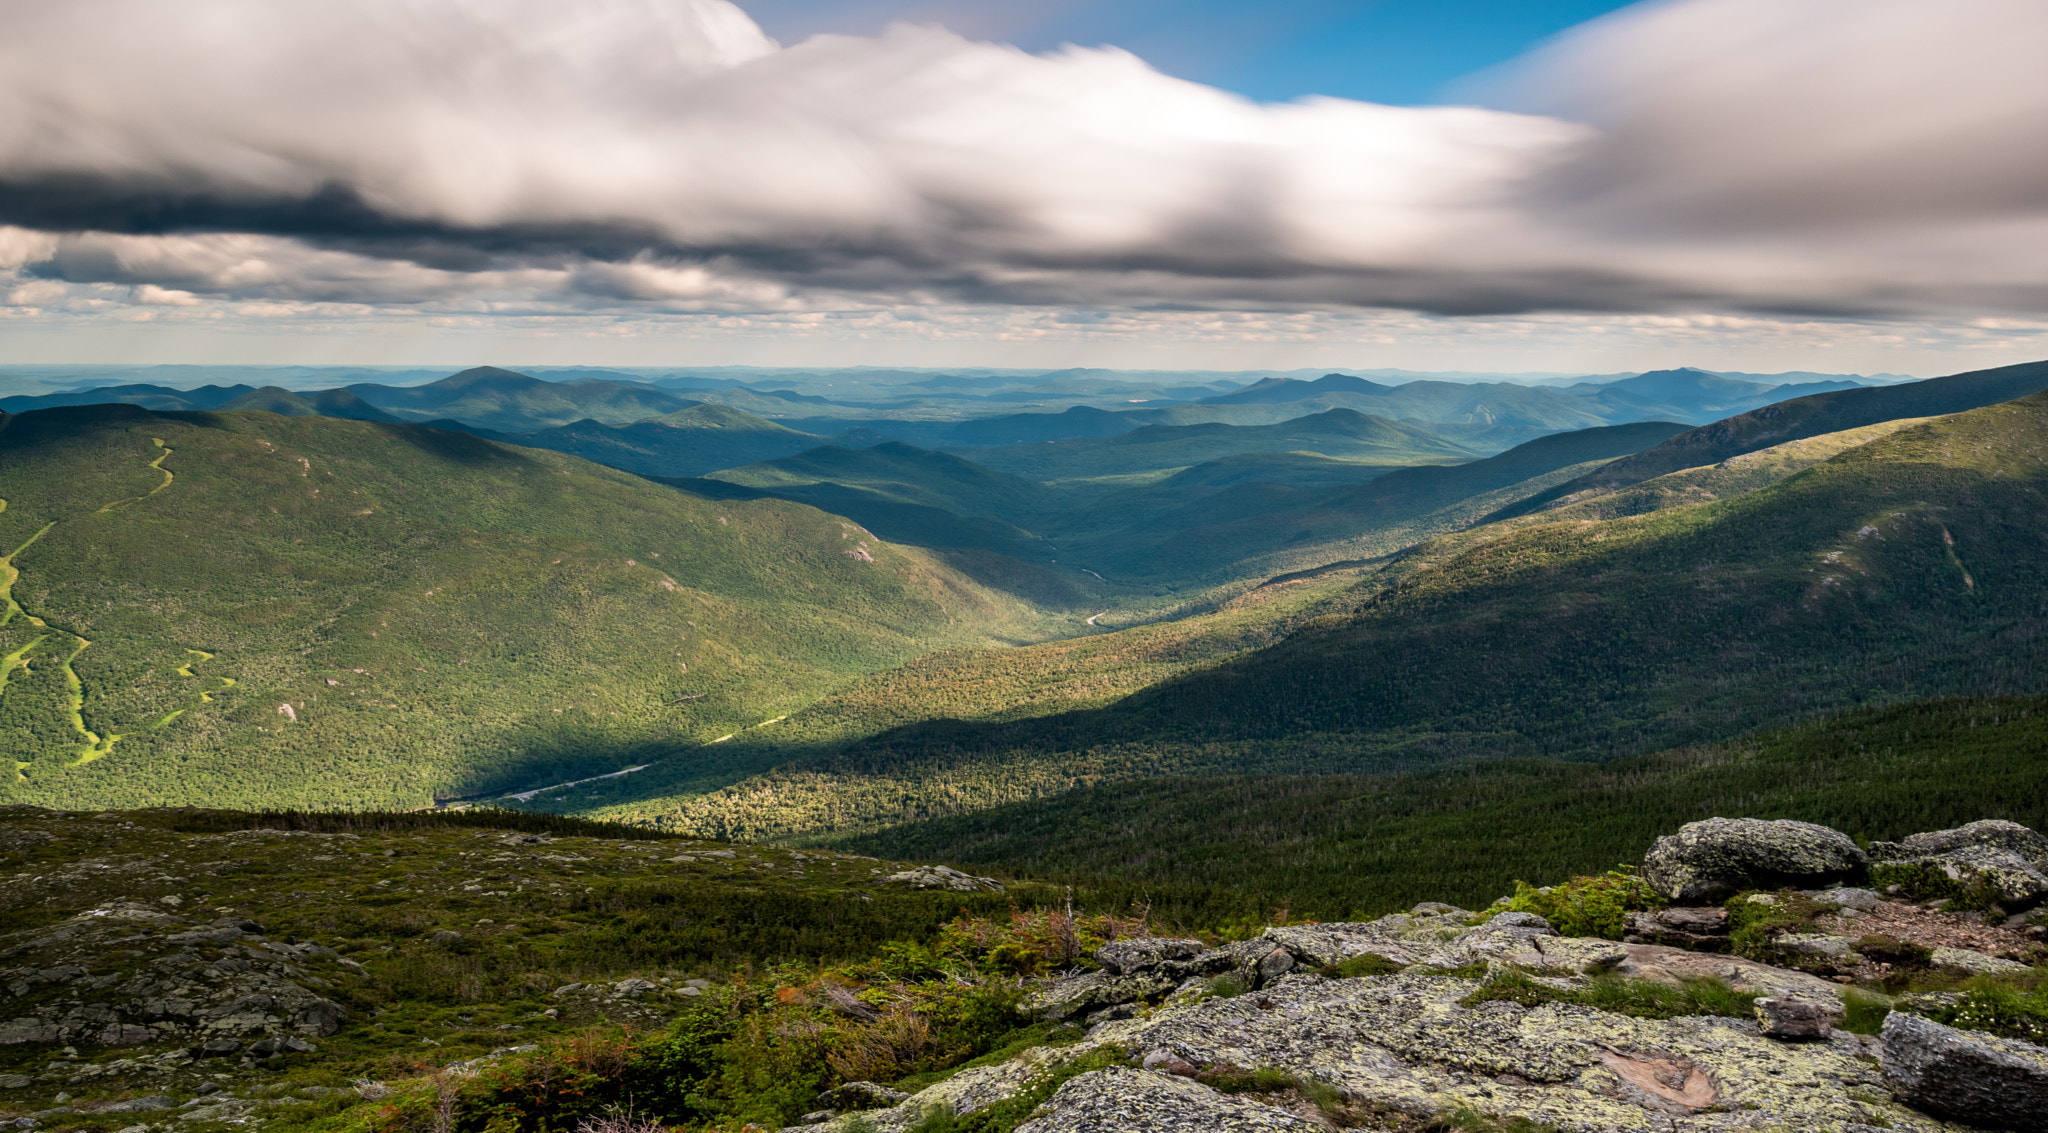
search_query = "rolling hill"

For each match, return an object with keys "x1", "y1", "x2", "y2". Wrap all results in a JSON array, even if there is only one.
[
  {"x1": 217, "y1": 386, "x2": 401, "y2": 422},
  {"x1": 1500, "y1": 357, "x2": 2048, "y2": 518},
  {"x1": 952, "y1": 408, "x2": 1477, "y2": 485},
  {"x1": 343, "y1": 366, "x2": 699, "y2": 430},
  {"x1": 0, "y1": 405, "x2": 1060, "y2": 813}
]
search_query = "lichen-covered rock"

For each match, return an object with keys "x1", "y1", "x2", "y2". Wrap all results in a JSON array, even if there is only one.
[
  {"x1": 1897, "y1": 820, "x2": 2048, "y2": 869},
  {"x1": 1093, "y1": 938, "x2": 1231, "y2": 981},
  {"x1": 872, "y1": 865, "x2": 1002, "y2": 892},
  {"x1": 1087, "y1": 971, "x2": 1947, "y2": 1130},
  {"x1": 1011, "y1": 1067, "x2": 1325, "y2": 1133},
  {"x1": 1928, "y1": 945, "x2": 2034, "y2": 976},
  {"x1": 1881, "y1": 1011, "x2": 2048, "y2": 1131},
  {"x1": 783, "y1": 1044, "x2": 1091, "y2": 1132},
  {"x1": 1875, "y1": 845, "x2": 2048, "y2": 910},
  {"x1": 1641, "y1": 818, "x2": 1866, "y2": 902},
  {"x1": 1024, "y1": 969, "x2": 1180, "y2": 1021},
  {"x1": 0, "y1": 903, "x2": 354, "y2": 1052}
]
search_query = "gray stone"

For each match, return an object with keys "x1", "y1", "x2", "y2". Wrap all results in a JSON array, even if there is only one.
[
  {"x1": 1094, "y1": 938, "x2": 1205, "y2": 976},
  {"x1": 797, "y1": 1112, "x2": 835, "y2": 1125},
  {"x1": 1754, "y1": 997, "x2": 1835, "y2": 1040},
  {"x1": 1900, "y1": 819, "x2": 2048, "y2": 869},
  {"x1": 1012, "y1": 1068, "x2": 1325, "y2": 1133},
  {"x1": 1804, "y1": 886, "x2": 1886, "y2": 911},
  {"x1": 1623, "y1": 906, "x2": 1729, "y2": 950},
  {"x1": 1929, "y1": 945, "x2": 2034, "y2": 975},
  {"x1": 612, "y1": 978, "x2": 659, "y2": 996},
  {"x1": 1025, "y1": 969, "x2": 1180, "y2": 1021},
  {"x1": 873, "y1": 865, "x2": 1002, "y2": 892},
  {"x1": 1881, "y1": 1011, "x2": 2048, "y2": 1131},
  {"x1": 1773, "y1": 933, "x2": 1859, "y2": 960},
  {"x1": 0, "y1": 1075, "x2": 30, "y2": 1089},
  {"x1": 1641, "y1": 818, "x2": 1866, "y2": 902},
  {"x1": 429, "y1": 931, "x2": 464, "y2": 946},
  {"x1": 815, "y1": 1080, "x2": 909, "y2": 1111}
]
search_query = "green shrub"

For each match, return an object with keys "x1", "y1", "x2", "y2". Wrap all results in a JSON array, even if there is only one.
[
  {"x1": 1839, "y1": 988, "x2": 1894, "y2": 1035},
  {"x1": 1870, "y1": 861, "x2": 2006, "y2": 913},
  {"x1": 1488, "y1": 867, "x2": 1665, "y2": 940},
  {"x1": 1724, "y1": 892, "x2": 1827, "y2": 962},
  {"x1": 1329, "y1": 954, "x2": 1404, "y2": 978},
  {"x1": 1928, "y1": 982, "x2": 2048, "y2": 1044}
]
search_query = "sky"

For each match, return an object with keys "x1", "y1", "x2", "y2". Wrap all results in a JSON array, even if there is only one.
[{"x1": 3, "y1": 0, "x2": 2048, "y2": 376}]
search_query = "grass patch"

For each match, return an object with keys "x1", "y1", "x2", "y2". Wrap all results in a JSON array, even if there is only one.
[{"x1": 1462, "y1": 972, "x2": 1759, "y2": 1021}]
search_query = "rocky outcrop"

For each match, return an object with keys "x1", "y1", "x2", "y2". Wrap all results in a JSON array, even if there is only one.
[
  {"x1": 0, "y1": 900, "x2": 353, "y2": 1059},
  {"x1": 1881, "y1": 1012, "x2": 2048, "y2": 1131},
  {"x1": 871, "y1": 865, "x2": 1003, "y2": 892},
  {"x1": 795, "y1": 968, "x2": 1960, "y2": 1132},
  {"x1": 1012, "y1": 1067, "x2": 1325, "y2": 1133},
  {"x1": 1865, "y1": 820, "x2": 2048, "y2": 912},
  {"x1": 1641, "y1": 818, "x2": 1867, "y2": 901}
]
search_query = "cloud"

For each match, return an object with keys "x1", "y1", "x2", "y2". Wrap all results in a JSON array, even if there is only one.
[{"x1": 0, "y1": 0, "x2": 2044, "y2": 320}]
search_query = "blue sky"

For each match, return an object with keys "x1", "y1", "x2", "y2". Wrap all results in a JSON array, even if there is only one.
[{"x1": 741, "y1": 0, "x2": 1639, "y2": 105}]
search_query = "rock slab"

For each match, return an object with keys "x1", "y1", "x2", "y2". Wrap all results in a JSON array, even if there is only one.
[{"x1": 1881, "y1": 1011, "x2": 2048, "y2": 1132}]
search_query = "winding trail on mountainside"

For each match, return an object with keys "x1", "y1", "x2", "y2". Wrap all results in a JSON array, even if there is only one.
[{"x1": 0, "y1": 437, "x2": 218, "y2": 767}]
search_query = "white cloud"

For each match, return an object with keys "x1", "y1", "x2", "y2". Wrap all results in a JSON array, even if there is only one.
[{"x1": 0, "y1": 0, "x2": 2042, "y2": 325}]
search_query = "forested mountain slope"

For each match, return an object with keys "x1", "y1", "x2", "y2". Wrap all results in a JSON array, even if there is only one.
[
  {"x1": 1501, "y1": 357, "x2": 2048, "y2": 517},
  {"x1": 0, "y1": 406, "x2": 1057, "y2": 812},
  {"x1": 592, "y1": 388, "x2": 2048, "y2": 840}
]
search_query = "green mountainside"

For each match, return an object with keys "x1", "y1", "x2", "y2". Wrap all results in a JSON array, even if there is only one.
[
  {"x1": 573, "y1": 388, "x2": 2048, "y2": 841},
  {"x1": 215, "y1": 387, "x2": 400, "y2": 423},
  {"x1": 835, "y1": 694, "x2": 2048, "y2": 914},
  {"x1": 344, "y1": 367, "x2": 699, "y2": 430},
  {"x1": 1501, "y1": 357, "x2": 2048, "y2": 518},
  {"x1": 471, "y1": 404, "x2": 831, "y2": 479},
  {"x1": 0, "y1": 406, "x2": 1057, "y2": 812}
]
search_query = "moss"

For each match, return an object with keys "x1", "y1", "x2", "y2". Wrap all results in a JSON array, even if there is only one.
[
  {"x1": 1724, "y1": 891, "x2": 1830, "y2": 963},
  {"x1": 1927, "y1": 980, "x2": 2048, "y2": 1044},
  {"x1": 1839, "y1": 988, "x2": 1894, "y2": 1035}
]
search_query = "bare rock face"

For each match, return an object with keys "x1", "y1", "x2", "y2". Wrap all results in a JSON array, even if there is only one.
[
  {"x1": 1893, "y1": 820, "x2": 2048, "y2": 868},
  {"x1": 1641, "y1": 817, "x2": 1867, "y2": 902},
  {"x1": 1881, "y1": 1011, "x2": 2048, "y2": 1132}
]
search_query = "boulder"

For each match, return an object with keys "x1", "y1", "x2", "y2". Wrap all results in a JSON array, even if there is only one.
[
  {"x1": 1640, "y1": 818, "x2": 1866, "y2": 902},
  {"x1": 1895, "y1": 820, "x2": 2048, "y2": 868},
  {"x1": 1754, "y1": 997, "x2": 1835, "y2": 1040},
  {"x1": 1881, "y1": 1011, "x2": 2048, "y2": 1131},
  {"x1": 815, "y1": 1081, "x2": 909, "y2": 1111},
  {"x1": 1623, "y1": 906, "x2": 1729, "y2": 950},
  {"x1": 1023, "y1": 969, "x2": 1180, "y2": 1021}
]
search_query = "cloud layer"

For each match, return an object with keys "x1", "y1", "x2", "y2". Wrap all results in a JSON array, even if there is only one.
[{"x1": 2, "y1": 0, "x2": 2046, "y2": 319}]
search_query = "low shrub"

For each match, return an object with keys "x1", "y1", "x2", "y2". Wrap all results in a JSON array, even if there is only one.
[
  {"x1": 1870, "y1": 861, "x2": 2006, "y2": 913},
  {"x1": 1486, "y1": 867, "x2": 1665, "y2": 940}
]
